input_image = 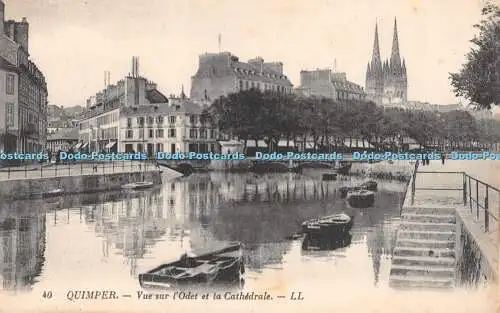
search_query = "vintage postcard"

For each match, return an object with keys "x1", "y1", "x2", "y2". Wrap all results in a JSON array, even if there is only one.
[{"x1": 0, "y1": 0, "x2": 499, "y2": 312}]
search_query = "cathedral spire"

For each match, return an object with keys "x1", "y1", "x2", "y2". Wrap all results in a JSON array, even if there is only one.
[
  {"x1": 390, "y1": 17, "x2": 401, "y2": 71},
  {"x1": 371, "y1": 22, "x2": 382, "y2": 71}
]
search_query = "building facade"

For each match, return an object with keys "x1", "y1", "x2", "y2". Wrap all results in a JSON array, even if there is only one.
[
  {"x1": 0, "y1": 1, "x2": 48, "y2": 154},
  {"x1": 46, "y1": 128, "x2": 79, "y2": 153},
  {"x1": 78, "y1": 59, "x2": 168, "y2": 153},
  {"x1": 190, "y1": 52, "x2": 293, "y2": 103},
  {"x1": 295, "y1": 68, "x2": 366, "y2": 101},
  {"x1": 365, "y1": 18, "x2": 407, "y2": 107},
  {"x1": 119, "y1": 97, "x2": 218, "y2": 155}
]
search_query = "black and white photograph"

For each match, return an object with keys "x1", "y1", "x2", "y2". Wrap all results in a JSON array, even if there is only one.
[{"x1": 0, "y1": 0, "x2": 499, "y2": 312}]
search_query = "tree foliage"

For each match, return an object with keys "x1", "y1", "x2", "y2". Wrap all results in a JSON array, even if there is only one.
[
  {"x1": 208, "y1": 89, "x2": 500, "y2": 152},
  {"x1": 450, "y1": 2, "x2": 500, "y2": 109}
]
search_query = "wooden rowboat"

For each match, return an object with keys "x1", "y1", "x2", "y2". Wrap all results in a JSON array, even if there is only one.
[
  {"x1": 360, "y1": 180, "x2": 378, "y2": 191},
  {"x1": 121, "y1": 181, "x2": 154, "y2": 190},
  {"x1": 322, "y1": 173, "x2": 337, "y2": 181},
  {"x1": 301, "y1": 213, "x2": 353, "y2": 236},
  {"x1": 138, "y1": 243, "x2": 244, "y2": 290},
  {"x1": 42, "y1": 188, "x2": 64, "y2": 198},
  {"x1": 346, "y1": 189, "x2": 375, "y2": 208}
]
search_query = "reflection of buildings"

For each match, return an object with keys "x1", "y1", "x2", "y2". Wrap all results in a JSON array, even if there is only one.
[
  {"x1": 89, "y1": 191, "x2": 166, "y2": 275},
  {"x1": 0, "y1": 213, "x2": 46, "y2": 292}
]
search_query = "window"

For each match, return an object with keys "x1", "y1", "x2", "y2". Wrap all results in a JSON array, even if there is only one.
[
  {"x1": 137, "y1": 117, "x2": 145, "y2": 127},
  {"x1": 156, "y1": 129, "x2": 164, "y2": 138},
  {"x1": 127, "y1": 118, "x2": 132, "y2": 128},
  {"x1": 189, "y1": 128, "x2": 197, "y2": 139},
  {"x1": 156, "y1": 143, "x2": 163, "y2": 152},
  {"x1": 210, "y1": 129, "x2": 216, "y2": 139},
  {"x1": 239, "y1": 80, "x2": 243, "y2": 90},
  {"x1": 190, "y1": 115, "x2": 197, "y2": 124},
  {"x1": 139, "y1": 130, "x2": 144, "y2": 138},
  {"x1": 6, "y1": 74, "x2": 15, "y2": 95},
  {"x1": 170, "y1": 143, "x2": 176, "y2": 153},
  {"x1": 245, "y1": 81, "x2": 249, "y2": 90},
  {"x1": 6, "y1": 103, "x2": 14, "y2": 126},
  {"x1": 168, "y1": 128, "x2": 176, "y2": 138},
  {"x1": 200, "y1": 129, "x2": 207, "y2": 139},
  {"x1": 137, "y1": 144, "x2": 143, "y2": 152},
  {"x1": 149, "y1": 129, "x2": 154, "y2": 138},
  {"x1": 147, "y1": 116, "x2": 154, "y2": 125},
  {"x1": 169, "y1": 116, "x2": 176, "y2": 124},
  {"x1": 157, "y1": 116, "x2": 164, "y2": 124}
]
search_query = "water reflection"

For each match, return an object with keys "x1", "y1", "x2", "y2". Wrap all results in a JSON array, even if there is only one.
[
  {"x1": 0, "y1": 171, "x2": 407, "y2": 293},
  {"x1": 0, "y1": 210, "x2": 46, "y2": 293}
]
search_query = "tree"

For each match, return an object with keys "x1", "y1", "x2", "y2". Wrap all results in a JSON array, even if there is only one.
[{"x1": 449, "y1": 2, "x2": 500, "y2": 109}]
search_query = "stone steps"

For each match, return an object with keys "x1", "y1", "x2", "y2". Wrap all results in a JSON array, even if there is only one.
[
  {"x1": 397, "y1": 230, "x2": 455, "y2": 241},
  {"x1": 392, "y1": 255, "x2": 456, "y2": 267},
  {"x1": 390, "y1": 205, "x2": 457, "y2": 291},
  {"x1": 399, "y1": 221, "x2": 456, "y2": 232},
  {"x1": 403, "y1": 206, "x2": 456, "y2": 215},
  {"x1": 389, "y1": 275, "x2": 455, "y2": 289},
  {"x1": 401, "y1": 213, "x2": 456, "y2": 224},
  {"x1": 396, "y1": 239, "x2": 455, "y2": 249},
  {"x1": 393, "y1": 246, "x2": 455, "y2": 258},
  {"x1": 390, "y1": 265, "x2": 455, "y2": 278}
]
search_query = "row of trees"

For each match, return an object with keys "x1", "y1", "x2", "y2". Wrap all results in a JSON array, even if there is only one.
[{"x1": 207, "y1": 89, "x2": 500, "y2": 152}]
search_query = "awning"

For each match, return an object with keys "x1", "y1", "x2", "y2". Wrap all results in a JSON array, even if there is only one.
[
  {"x1": 81, "y1": 143, "x2": 89, "y2": 149},
  {"x1": 278, "y1": 140, "x2": 295, "y2": 147},
  {"x1": 105, "y1": 141, "x2": 117, "y2": 149},
  {"x1": 74, "y1": 142, "x2": 83, "y2": 150}
]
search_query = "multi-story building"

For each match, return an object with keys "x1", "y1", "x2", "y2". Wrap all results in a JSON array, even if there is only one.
[
  {"x1": 78, "y1": 58, "x2": 168, "y2": 152},
  {"x1": 119, "y1": 97, "x2": 218, "y2": 154},
  {"x1": 295, "y1": 68, "x2": 366, "y2": 101},
  {"x1": 365, "y1": 18, "x2": 408, "y2": 107},
  {"x1": 190, "y1": 52, "x2": 293, "y2": 103},
  {"x1": 0, "y1": 1, "x2": 48, "y2": 154},
  {"x1": 46, "y1": 128, "x2": 79, "y2": 153}
]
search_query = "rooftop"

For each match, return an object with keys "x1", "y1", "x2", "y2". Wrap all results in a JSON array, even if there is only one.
[{"x1": 120, "y1": 99, "x2": 207, "y2": 117}]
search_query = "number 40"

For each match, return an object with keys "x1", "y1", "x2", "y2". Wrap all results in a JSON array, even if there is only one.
[{"x1": 42, "y1": 291, "x2": 53, "y2": 299}]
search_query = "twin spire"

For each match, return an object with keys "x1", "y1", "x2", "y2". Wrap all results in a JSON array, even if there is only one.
[{"x1": 368, "y1": 17, "x2": 405, "y2": 75}]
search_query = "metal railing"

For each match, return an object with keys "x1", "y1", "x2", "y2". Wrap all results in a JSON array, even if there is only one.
[
  {"x1": 0, "y1": 159, "x2": 160, "y2": 181},
  {"x1": 411, "y1": 161, "x2": 499, "y2": 233}
]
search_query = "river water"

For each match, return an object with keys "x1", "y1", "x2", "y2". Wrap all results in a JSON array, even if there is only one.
[
  {"x1": 0, "y1": 170, "x2": 407, "y2": 293},
  {"x1": 0, "y1": 169, "x2": 496, "y2": 313}
]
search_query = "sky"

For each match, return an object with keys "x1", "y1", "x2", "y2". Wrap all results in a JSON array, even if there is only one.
[{"x1": 2, "y1": 0, "x2": 492, "y2": 109}]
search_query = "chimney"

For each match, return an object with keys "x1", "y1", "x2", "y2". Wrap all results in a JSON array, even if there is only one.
[
  {"x1": 14, "y1": 18, "x2": 29, "y2": 52},
  {"x1": 0, "y1": 1, "x2": 4, "y2": 34}
]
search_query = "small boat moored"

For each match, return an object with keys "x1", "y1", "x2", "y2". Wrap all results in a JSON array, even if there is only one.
[
  {"x1": 322, "y1": 173, "x2": 337, "y2": 181},
  {"x1": 43, "y1": 188, "x2": 64, "y2": 198},
  {"x1": 360, "y1": 180, "x2": 378, "y2": 191},
  {"x1": 138, "y1": 243, "x2": 244, "y2": 290},
  {"x1": 346, "y1": 189, "x2": 375, "y2": 208},
  {"x1": 338, "y1": 186, "x2": 362, "y2": 198},
  {"x1": 121, "y1": 181, "x2": 154, "y2": 190},
  {"x1": 302, "y1": 213, "x2": 353, "y2": 237},
  {"x1": 336, "y1": 162, "x2": 352, "y2": 175}
]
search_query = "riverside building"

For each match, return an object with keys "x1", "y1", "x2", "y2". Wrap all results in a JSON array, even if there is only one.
[
  {"x1": 0, "y1": 1, "x2": 48, "y2": 154},
  {"x1": 190, "y1": 52, "x2": 293, "y2": 103},
  {"x1": 295, "y1": 68, "x2": 366, "y2": 101}
]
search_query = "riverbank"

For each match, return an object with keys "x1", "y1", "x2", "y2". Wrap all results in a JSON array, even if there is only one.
[
  {"x1": 349, "y1": 160, "x2": 414, "y2": 181},
  {"x1": 0, "y1": 167, "x2": 183, "y2": 200}
]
